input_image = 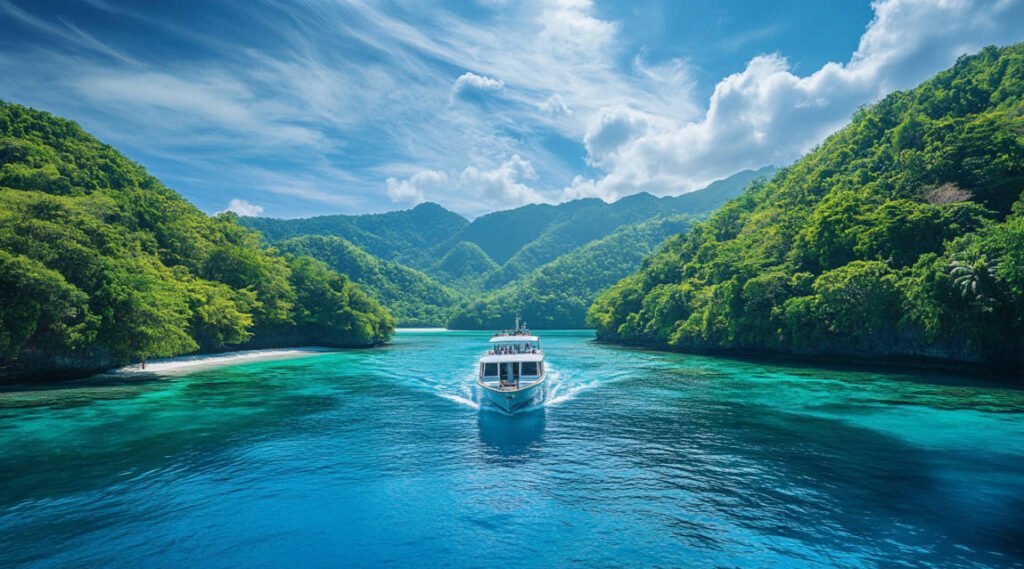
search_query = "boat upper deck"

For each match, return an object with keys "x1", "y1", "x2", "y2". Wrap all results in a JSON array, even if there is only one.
[
  {"x1": 489, "y1": 334, "x2": 539, "y2": 343},
  {"x1": 479, "y1": 352, "x2": 544, "y2": 364}
]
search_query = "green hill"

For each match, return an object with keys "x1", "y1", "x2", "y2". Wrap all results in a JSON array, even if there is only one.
[
  {"x1": 434, "y1": 199, "x2": 600, "y2": 265},
  {"x1": 588, "y1": 44, "x2": 1024, "y2": 369},
  {"x1": 277, "y1": 235, "x2": 461, "y2": 326},
  {"x1": 240, "y1": 202, "x2": 468, "y2": 269},
  {"x1": 0, "y1": 101, "x2": 393, "y2": 382},
  {"x1": 431, "y1": 241, "x2": 500, "y2": 287},
  {"x1": 481, "y1": 167, "x2": 774, "y2": 288},
  {"x1": 242, "y1": 167, "x2": 774, "y2": 327},
  {"x1": 449, "y1": 214, "x2": 698, "y2": 329}
]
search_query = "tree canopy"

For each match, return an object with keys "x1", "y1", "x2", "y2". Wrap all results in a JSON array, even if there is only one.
[
  {"x1": 588, "y1": 44, "x2": 1024, "y2": 368},
  {"x1": 0, "y1": 101, "x2": 393, "y2": 380}
]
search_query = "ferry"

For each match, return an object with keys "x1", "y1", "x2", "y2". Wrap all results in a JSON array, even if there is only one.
[{"x1": 477, "y1": 318, "x2": 546, "y2": 413}]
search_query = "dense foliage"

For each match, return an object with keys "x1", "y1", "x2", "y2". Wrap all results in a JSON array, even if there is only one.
[
  {"x1": 0, "y1": 101, "x2": 393, "y2": 380},
  {"x1": 242, "y1": 168, "x2": 768, "y2": 328},
  {"x1": 588, "y1": 45, "x2": 1024, "y2": 367},
  {"x1": 453, "y1": 167, "x2": 771, "y2": 288},
  {"x1": 449, "y1": 214, "x2": 697, "y2": 329},
  {"x1": 430, "y1": 241, "x2": 500, "y2": 287},
  {"x1": 278, "y1": 235, "x2": 462, "y2": 326},
  {"x1": 240, "y1": 202, "x2": 467, "y2": 269}
]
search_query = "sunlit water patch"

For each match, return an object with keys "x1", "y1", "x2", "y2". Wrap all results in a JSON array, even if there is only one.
[{"x1": 1, "y1": 330, "x2": 1022, "y2": 568}]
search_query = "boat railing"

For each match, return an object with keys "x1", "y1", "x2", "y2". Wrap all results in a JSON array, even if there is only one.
[
  {"x1": 486, "y1": 347, "x2": 542, "y2": 356},
  {"x1": 491, "y1": 329, "x2": 532, "y2": 337}
]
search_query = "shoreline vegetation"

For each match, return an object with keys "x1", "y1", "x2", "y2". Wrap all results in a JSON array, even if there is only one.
[
  {"x1": 589, "y1": 44, "x2": 1024, "y2": 373},
  {"x1": 0, "y1": 100, "x2": 394, "y2": 384},
  {"x1": 2, "y1": 43, "x2": 1023, "y2": 383}
]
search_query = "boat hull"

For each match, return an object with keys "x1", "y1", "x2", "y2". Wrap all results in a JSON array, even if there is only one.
[{"x1": 479, "y1": 378, "x2": 545, "y2": 413}]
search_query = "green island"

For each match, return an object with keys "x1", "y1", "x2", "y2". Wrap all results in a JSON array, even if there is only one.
[
  {"x1": 589, "y1": 44, "x2": 1024, "y2": 369},
  {"x1": 2, "y1": 44, "x2": 1023, "y2": 381},
  {"x1": 0, "y1": 102, "x2": 393, "y2": 381}
]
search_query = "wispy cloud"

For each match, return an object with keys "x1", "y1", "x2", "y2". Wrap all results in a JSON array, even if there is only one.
[
  {"x1": 0, "y1": 0, "x2": 137, "y2": 63},
  {"x1": 0, "y1": 0, "x2": 1021, "y2": 217}
]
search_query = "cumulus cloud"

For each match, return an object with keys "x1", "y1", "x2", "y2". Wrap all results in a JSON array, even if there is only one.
[
  {"x1": 385, "y1": 169, "x2": 448, "y2": 204},
  {"x1": 570, "y1": 0, "x2": 1024, "y2": 202},
  {"x1": 221, "y1": 198, "x2": 264, "y2": 217},
  {"x1": 450, "y1": 71, "x2": 505, "y2": 101},
  {"x1": 459, "y1": 154, "x2": 544, "y2": 208},
  {"x1": 388, "y1": 155, "x2": 545, "y2": 214},
  {"x1": 583, "y1": 106, "x2": 656, "y2": 168}
]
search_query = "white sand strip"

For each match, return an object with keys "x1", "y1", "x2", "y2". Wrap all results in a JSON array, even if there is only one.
[{"x1": 112, "y1": 347, "x2": 337, "y2": 376}]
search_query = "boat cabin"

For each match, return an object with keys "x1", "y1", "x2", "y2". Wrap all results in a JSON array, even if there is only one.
[
  {"x1": 478, "y1": 318, "x2": 545, "y2": 390},
  {"x1": 478, "y1": 354, "x2": 544, "y2": 388}
]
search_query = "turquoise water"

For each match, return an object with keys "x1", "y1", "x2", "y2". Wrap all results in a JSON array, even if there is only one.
[{"x1": 1, "y1": 330, "x2": 1023, "y2": 568}]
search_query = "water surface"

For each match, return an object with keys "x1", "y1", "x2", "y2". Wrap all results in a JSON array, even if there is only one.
[{"x1": 1, "y1": 330, "x2": 1022, "y2": 568}]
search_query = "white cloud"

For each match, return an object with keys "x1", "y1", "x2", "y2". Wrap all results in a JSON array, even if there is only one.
[
  {"x1": 583, "y1": 106, "x2": 656, "y2": 168},
  {"x1": 387, "y1": 155, "x2": 545, "y2": 215},
  {"x1": 450, "y1": 71, "x2": 505, "y2": 100},
  {"x1": 459, "y1": 154, "x2": 544, "y2": 209},
  {"x1": 570, "y1": 0, "x2": 1024, "y2": 202},
  {"x1": 3, "y1": 0, "x2": 1023, "y2": 217},
  {"x1": 539, "y1": 93, "x2": 573, "y2": 117},
  {"x1": 221, "y1": 198, "x2": 263, "y2": 217},
  {"x1": 386, "y1": 169, "x2": 448, "y2": 204}
]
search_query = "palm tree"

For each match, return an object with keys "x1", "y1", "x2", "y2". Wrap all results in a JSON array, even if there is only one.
[{"x1": 949, "y1": 254, "x2": 999, "y2": 309}]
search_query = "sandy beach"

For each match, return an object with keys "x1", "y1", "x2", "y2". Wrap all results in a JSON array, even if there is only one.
[{"x1": 112, "y1": 347, "x2": 337, "y2": 376}]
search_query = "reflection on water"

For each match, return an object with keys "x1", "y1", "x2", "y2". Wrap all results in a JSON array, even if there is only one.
[{"x1": 477, "y1": 408, "x2": 546, "y2": 459}]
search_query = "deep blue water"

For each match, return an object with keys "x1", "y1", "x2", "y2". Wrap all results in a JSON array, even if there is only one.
[{"x1": 1, "y1": 330, "x2": 1023, "y2": 568}]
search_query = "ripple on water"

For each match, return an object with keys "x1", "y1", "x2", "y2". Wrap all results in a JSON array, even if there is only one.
[{"x1": 0, "y1": 330, "x2": 1022, "y2": 568}]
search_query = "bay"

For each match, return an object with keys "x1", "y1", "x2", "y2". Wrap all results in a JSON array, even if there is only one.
[{"x1": 1, "y1": 330, "x2": 1022, "y2": 568}]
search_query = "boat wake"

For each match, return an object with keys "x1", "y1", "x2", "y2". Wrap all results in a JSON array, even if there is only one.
[
  {"x1": 431, "y1": 371, "x2": 481, "y2": 410},
  {"x1": 430, "y1": 363, "x2": 619, "y2": 413},
  {"x1": 544, "y1": 370, "x2": 591, "y2": 407},
  {"x1": 434, "y1": 390, "x2": 480, "y2": 410}
]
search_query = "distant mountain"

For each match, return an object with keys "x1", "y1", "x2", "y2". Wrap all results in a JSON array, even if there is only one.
[
  {"x1": 477, "y1": 167, "x2": 775, "y2": 288},
  {"x1": 434, "y1": 199, "x2": 601, "y2": 265},
  {"x1": 240, "y1": 167, "x2": 775, "y2": 329},
  {"x1": 277, "y1": 236, "x2": 462, "y2": 327},
  {"x1": 448, "y1": 214, "x2": 699, "y2": 329},
  {"x1": 240, "y1": 202, "x2": 468, "y2": 268}
]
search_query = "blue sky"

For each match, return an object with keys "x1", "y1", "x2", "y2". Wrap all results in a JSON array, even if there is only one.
[{"x1": 1, "y1": 0, "x2": 1022, "y2": 218}]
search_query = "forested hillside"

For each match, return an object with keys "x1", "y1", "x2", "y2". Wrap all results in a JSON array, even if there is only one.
[
  {"x1": 239, "y1": 167, "x2": 771, "y2": 327},
  {"x1": 449, "y1": 214, "x2": 698, "y2": 329},
  {"x1": 0, "y1": 101, "x2": 393, "y2": 382},
  {"x1": 589, "y1": 44, "x2": 1024, "y2": 368},
  {"x1": 452, "y1": 166, "x2": 772, "y2": 289},
  {"x1": 277, "y1": 235, "x2": 462, "y2": 326},
  {"x1": 240, "y1": 202, "x2": 467, "y2": 269}
]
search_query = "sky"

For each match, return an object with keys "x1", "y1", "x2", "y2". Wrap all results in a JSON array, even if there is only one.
[{"x1": 1, "y1": 0, "x2": 1023, "y2": 218}]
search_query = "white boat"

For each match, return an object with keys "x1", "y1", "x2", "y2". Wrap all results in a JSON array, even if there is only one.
[{"x1": 477, "y1": 318, "x2": 546, "y2": 413}]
